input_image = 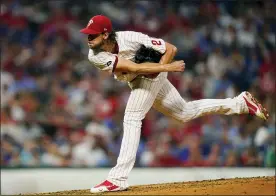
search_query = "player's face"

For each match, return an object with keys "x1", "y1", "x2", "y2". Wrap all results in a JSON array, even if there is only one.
[{"x1": 87, "y1": 34, "x2": 104, "y2": 49}]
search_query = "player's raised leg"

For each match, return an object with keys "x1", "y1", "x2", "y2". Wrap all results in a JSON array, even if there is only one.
[
  {"x1": 153, "y1": 79, "x2": 269, "y2": 123},
  {"x1": 90, "y1": 74, "x2": 167, "y2": 193}
]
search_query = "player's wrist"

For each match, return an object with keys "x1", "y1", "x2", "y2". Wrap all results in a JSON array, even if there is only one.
[{"x1": 162, "y1": 64, "x2": 170, "y2": 72}]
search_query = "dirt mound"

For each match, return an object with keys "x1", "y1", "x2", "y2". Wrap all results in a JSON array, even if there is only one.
[{"x1": 32, "y1": 176, "x2": 275, "y2": 195}]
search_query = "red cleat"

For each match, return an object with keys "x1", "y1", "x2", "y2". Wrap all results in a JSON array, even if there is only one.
[
  {"x1": 90, "y1": 180, "x2": 128, "y2": 193},
  {"x1": 242, "y1": 91, "x2": 269, "y2": 120}
]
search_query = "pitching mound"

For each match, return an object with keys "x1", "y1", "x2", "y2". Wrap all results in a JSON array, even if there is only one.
[{"x1": 33, "y1": 176, "x2": 275, "y2": 195}]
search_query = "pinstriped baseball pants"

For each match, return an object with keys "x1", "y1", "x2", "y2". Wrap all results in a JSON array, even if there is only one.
[{"x1": 107, "y1": 73, "x2": 248, "y2": 187}]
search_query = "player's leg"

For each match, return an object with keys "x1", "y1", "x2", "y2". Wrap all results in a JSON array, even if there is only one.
[
  {"x1": 90, "y1": 74, "x2": 167, "y2": 193},
  {"x1": 153, "y1": 79, "x2": 268, "y2": 123},
  {"x1": 107, "y1": 76, "x2": 166, "y2": 186}
]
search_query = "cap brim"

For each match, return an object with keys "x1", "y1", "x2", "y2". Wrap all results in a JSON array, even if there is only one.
[{"x1": 80, "y1": 28, "x2": 101, "y2": 34}]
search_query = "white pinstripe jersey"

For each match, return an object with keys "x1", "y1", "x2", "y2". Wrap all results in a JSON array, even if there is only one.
[{"x1": 88, "y1": 31, "x2": 166, "y2": 82}]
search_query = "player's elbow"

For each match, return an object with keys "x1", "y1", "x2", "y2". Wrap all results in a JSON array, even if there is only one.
[
  {"x1": 165, "y1": 42, "x2": 177, "y2": 55},
  {"x1": 171, "y1": 45, "x2": 177, "y2": 55}
]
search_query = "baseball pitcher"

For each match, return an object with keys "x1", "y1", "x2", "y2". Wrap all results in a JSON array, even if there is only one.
[{"x1": 80, "y1": 15, "x2": 269, "y2": 193}]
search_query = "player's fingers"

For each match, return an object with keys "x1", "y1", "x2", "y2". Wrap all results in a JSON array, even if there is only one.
[
  {"x1": 180, "y1": 62, "x2": 185, "y2": 71},
  {"x1": 175, "y1": 65, "x2": 184, "y2": 72},
  {"x1": 176, "y1": 60, "x2": 185, "y2": 66}
]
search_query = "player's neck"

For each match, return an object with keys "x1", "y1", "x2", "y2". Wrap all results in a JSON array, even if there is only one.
[{"x1": 102, "y1": 41, "x2": 116, "y2": 53}]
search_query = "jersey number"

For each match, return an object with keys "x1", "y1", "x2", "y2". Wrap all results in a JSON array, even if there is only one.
[{"x1": 151, "y1": 40, "x2": 161, "y2": 45}]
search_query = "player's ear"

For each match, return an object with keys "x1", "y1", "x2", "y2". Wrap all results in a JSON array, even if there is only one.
[{"x1": 102, "y1": 32, "x2": 109, "y2": 40}]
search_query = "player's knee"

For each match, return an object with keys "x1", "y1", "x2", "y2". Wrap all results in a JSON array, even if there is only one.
[
  {"x1": 123, "y1": 118, "x2": 142, "y2": 129},
  {"x1": 124, "y1": 111, "x2": 146, "y2": 123}
]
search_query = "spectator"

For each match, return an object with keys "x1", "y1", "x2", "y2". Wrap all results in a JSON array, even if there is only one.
[
  {"x1": 224, "y1": 150, "x2": 238, "y2": 167},
  {"x1": 71, "y1": 130, "x2": 109, "y2": 167},
  {"x1": 265, "y1": 145, "x2": 276, "y2": 168},
  {"x1": 207, "y1": 47, "x2": 228, "y2": 80},
  {"x1": 204, "y1": 143, "x2": 222, "y2": 166},
  {"x1": 20, "y1": 140, "x2": 40, "y2": 166}
]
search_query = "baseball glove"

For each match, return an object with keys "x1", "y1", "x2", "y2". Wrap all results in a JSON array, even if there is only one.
[{"x1": 134, "y1": 45, "x2": 163, "y2": 64}]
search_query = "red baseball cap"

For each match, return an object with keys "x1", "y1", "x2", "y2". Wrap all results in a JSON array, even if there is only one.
[{"x1": 80, "y1": 15, "x2": 112, "y2": 35}]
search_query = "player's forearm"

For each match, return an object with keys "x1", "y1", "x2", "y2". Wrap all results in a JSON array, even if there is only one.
[
  {"x1": 159, "y1": 43, "x2": 177, "y2": 64},
  {"x1": 114, "y1": 55, "x2": 183, "y2": 74},
  {"x1": 130, "y1": 62, "x2": 171, "y2": 74},
  {"x1": 115, "y1": 57, "x2": 173, "y2": 74}
]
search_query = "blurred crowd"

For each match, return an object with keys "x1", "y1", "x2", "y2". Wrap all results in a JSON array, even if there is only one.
[{"x1": 1, "y1": 0, "x2": 275, "y2": 168}]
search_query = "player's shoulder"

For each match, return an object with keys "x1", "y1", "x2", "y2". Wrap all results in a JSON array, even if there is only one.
[
  {"x1": 116, "y1": 30, "x2": 142, "y2": 35},
  {"x1": 116, "y1": 31, "x2": 146, "y2": 40}
]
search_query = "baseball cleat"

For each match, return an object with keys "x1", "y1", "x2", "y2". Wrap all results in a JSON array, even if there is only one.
[
  {"x1": 90, "y1": 180, "x2": 127, "y2": 193},
  {"x1": 241, "y1": 91, "x2": 269, "y2": 120}
]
